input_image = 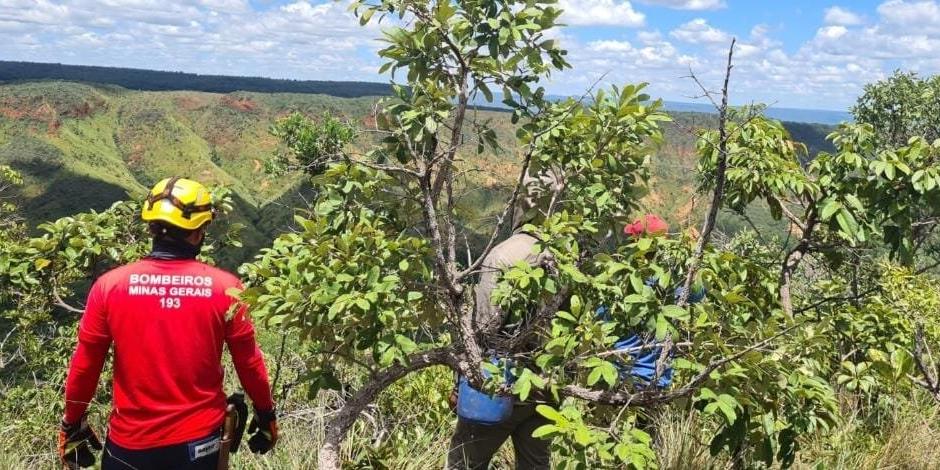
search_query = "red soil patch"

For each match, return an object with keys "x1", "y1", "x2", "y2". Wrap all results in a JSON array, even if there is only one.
[
  {"x1": 47, "y1": 118, "x2": 61, "y2": 135},
  {"x1": 0, "y1": 107, "x2": 25, "y2": 119},
  {"x1": 175, "y1": 95, "x2": 208, "y2": 111},
  {"x1": 220, "y1": 95, "x2": 258, "y2": 113},
  {"x1": 361, "y1": 112, "x2": 377, "y2": 129},
  {"x1": 0, "y1": 98, "x2": 103, "y2": 136},
  {"x1": 0, "y1": 102, "x2": 54, "y2": 121},
  {"x1": 127, "y1": 143, "x2": 145, "y2": 166},
  {"x1": 69, "y1": 101, "x2": 96, "y2": 118}
]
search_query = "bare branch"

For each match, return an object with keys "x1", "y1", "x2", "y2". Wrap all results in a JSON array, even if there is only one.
[
  {"x1": 456, "y1": 148, "x2": 536, "y2": 281},
  {"x1": 318, "y1": 347, "x2": 457, "y2": 470},
  {"x1": 913, "y1": 323, "x2": 940, "y2": 402},
  {"x1": 794, "y1": 285, "x2": 881, "y2": 314},
  {"x1": 456, "y1": 83, "x2": 599, "y2": 282},
  {"x1": 52, "y1": 285, "x2": 84, "y2": 314},
  {"x1": 677, "y1": 38, "x2": 737, "y2": 306},
  {"x1": 661, "y1": 38, "x2": 736, "y2": 381},
  {"x1": 779, "y1": 205, "x2": 818, "y2": 317},
  {"x1": 773, "y1": 196, "x2": 808, "y2": 233},
  {"x1": 684, "y1": 66, "x2": 721, "y2": 111}
]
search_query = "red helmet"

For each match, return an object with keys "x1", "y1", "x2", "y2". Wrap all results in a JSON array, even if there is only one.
[{"x1": 624, "y1": 214, "x2": 668, "y2": 238}]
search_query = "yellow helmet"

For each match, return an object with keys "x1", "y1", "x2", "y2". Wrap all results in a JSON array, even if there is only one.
[{"x1": 141, "y1": 177, "x2": 214, "y2": 230}]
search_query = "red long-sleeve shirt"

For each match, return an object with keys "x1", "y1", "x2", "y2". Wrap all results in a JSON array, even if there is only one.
[{"x1": 63, "y1": 258, "x2": 274, "y2": 449}]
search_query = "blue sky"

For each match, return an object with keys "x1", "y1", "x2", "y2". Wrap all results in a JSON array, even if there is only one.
[{"x1": 1, "y1": 0, "x2": 937, "y2": 110}]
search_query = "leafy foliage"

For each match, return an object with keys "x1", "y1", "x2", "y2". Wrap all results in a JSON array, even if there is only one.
[
  {"x1": 240, "y1": 2, "x2": 854, "y2": 468},
  {"x1": 853, "y1": 70, "x2": 940, "y2": 149},
  {"x1": 7, "y1": 4, "x2": 940, "y2": 469}
]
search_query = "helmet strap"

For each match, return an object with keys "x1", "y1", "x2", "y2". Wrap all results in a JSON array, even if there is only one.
[{"x1": 146, "y1": 176, "x2": 214, "y2": 220}]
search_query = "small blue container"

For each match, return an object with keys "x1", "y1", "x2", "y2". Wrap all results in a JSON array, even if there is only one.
[{"x1": 456, "y1": 361, "x2": 514, "y2": 425}]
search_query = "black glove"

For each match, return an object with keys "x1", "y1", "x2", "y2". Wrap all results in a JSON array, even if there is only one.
[
  {"x1": 247, "y1": 408, "x2": 278, "y2": 454},
  {"x1": 226, "y1": 393, "x2": 249, "y2": 453},
  {"x1": 58, "y1": 415, "x2": 103, "y2": 469}
]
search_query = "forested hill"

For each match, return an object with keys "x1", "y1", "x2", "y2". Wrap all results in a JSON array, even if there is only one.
[
  {"x1": 0, "y1": 80, "x2": 834, "y2": 266},
  {"x1": 0, "y1": 61, "x2": 392, "y2": 97}
]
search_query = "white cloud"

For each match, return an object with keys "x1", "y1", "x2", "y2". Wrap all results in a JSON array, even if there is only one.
[
  {"x1": 197, "y1": 0, "x2": 249, "y2": 13},
  {"x1": 8, "y1": 0, "x2": 940, "y2": 111},
  {"x1": 877, "y1": 0, "x2": 940, "y2": 26},
  {"x1": 588, "y1": 40, "x2": 633, "y2": 52},
  {"x1": 558, "y1": 0, "x2": 645, "y2": 26},
  {"x1": 669, "y1": 18, "x2": 731, "y2": 44},
  {"x1": 636, "y1": 30, "x2": 663, "y2": 44},
  {"x1": 824, "y1": 6, "x2": 864, "y2": 25},
  {"x1": 817, "y1": 25, "x2": 849, "y2": 40},
  {"x1": 553, "y1": 8, "x2": 899, "y2": 111},
  {"x1": 0, "y1": 0, "x2": 384, "y2": 83},
  {"x1": 0, "y1": 0, "x2": 70, "y2": 25},
  {"x1": 636, "y1": 0, "x2": 726, "y2": 10}
]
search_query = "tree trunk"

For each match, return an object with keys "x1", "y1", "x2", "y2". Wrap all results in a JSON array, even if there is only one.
[
  {"x1": 317, "y1": 348, "x2": 456, "y2": 470},
  {"x1": 779, "y1": 212, "x2": 816, "y2": 317}
]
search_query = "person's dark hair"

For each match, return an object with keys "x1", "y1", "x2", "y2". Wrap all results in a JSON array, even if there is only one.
[{"x1": 148, "y1": 221, "x2": 198, "y2": 242}]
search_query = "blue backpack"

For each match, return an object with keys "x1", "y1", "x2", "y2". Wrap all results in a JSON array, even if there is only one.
[{"x1": 598, "y1": 283, "x2": 705, "y2": 389}]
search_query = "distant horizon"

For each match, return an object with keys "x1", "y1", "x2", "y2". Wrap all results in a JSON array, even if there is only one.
[
  {"x1": 660, "y1": 100, "x2": 852, "y2": 125},
  {"x1": 0, "y1": 59, "x2": 384, "y2": 85},
  {"x1": 1, "y1": 59, "x2": 852, "y2": 124}
]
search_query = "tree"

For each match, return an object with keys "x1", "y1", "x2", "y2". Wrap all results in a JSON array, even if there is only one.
[
  {"x1": 852, "y1": 70, "x2": 940, "y2": 149},
  {"x1": 240, "y1": 3, "x2": 859, "y2": 467}
]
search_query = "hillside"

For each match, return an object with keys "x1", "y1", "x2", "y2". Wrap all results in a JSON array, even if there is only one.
[
  {"x1": 0, "y1": 81, "x2": 835, "y2": 265},
  {"x1": 0, "y1": 81, "x2": 521, "y2": 265},
  {"x1": 0, "y1": 82, "x2": 375, "y2": 264}
]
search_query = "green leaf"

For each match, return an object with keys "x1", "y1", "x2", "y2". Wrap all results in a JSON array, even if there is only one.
[
  {"x1": 359, "y1": 7, "x2": 375, "y2": 25},
  {"x1": 570, "y1": 295, "x2": 582, "y2": 316},
  {"x1": 574, "y1": 427, "x2": 594, "y2": 446},
  {"x1": 661, "y1": 305, "x2": 688, "y2": 321},
  {"x1": 355, "y1": 298, "x2": 371, "y2": 311},
  {"x1": 844, "y1": 193, "x2": 864, "y2": 212},
  {"x1": 478, "y1": 82, "x2": 494, "y2": 103},
  {"x1": 535, "y1": 404, "x2": 564, "y2": 423},
  {"x1": 820, "y1": 199, "x2": 842, "y2": 220},
  {"x1": 655, "y1": 314, "x2": 669, "y2": 340},
  {"x1": 514, "y1": 376, "x2": 532, "y2": 401},
  {"x1": 629, "y1": 274, "x2": 645, "y2": 294},
  {"x1": 836, "y1": 209, "x2": 858, "y2": 238},
  {"x1": 556, "y1": 311, "x2": 577, "y2": 323},
  {"x1": 531, "y1": 424, "x2": 558, "y2": 438}
]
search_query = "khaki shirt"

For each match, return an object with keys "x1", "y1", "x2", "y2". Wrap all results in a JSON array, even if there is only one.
[{"x1": 473, "y1": 233, "x2": 543, "y2": 336}]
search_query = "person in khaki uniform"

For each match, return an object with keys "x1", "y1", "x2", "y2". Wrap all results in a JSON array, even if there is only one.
[
  {"x1": 447, "y1": 232, "x2": 550, "y2": 470},
  {"x1": 447, "y1": 171, "x2": 563, "y2": 470}
]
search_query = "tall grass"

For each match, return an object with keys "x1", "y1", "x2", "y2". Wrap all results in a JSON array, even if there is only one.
[
  {"x1": 6, "y1": 387, "x2": 940, "y2": 469},
  {"x1": 797, "y1": 392, "x2": 940, "y2": 470},
  {"x1": 652, "y1": 408, "x2": 728, "y2": 469}
]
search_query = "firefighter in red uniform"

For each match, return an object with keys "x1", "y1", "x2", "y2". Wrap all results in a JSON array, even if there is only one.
[{"x1": 58, "y1": 177, "x2": 278, "y2": 469}]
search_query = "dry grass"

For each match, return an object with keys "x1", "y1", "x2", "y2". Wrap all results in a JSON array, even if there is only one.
[{"x1": 796, "y1": 394, "x2": 940, "y2": 470}]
